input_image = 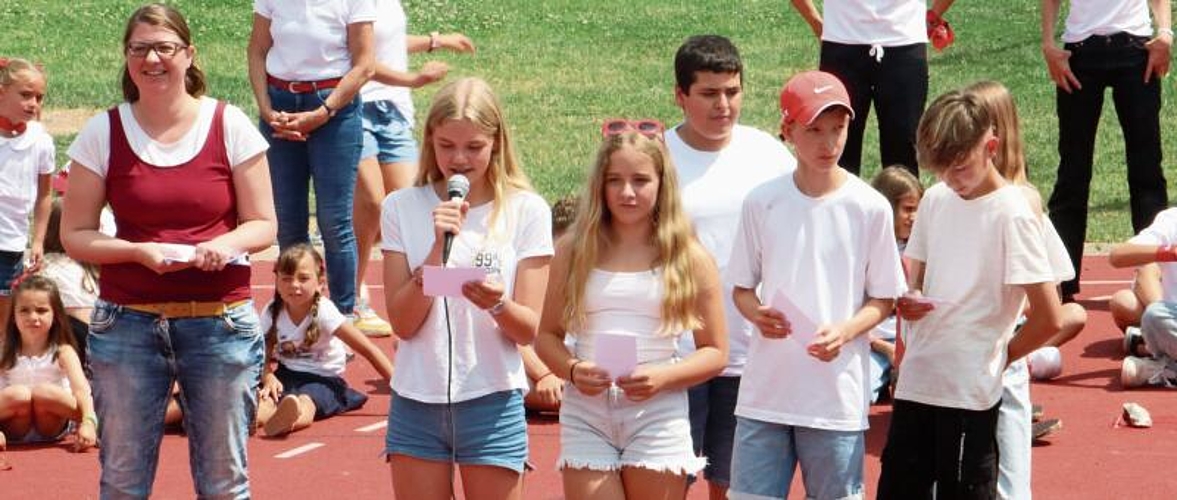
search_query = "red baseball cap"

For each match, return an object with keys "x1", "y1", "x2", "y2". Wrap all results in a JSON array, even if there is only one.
[{"x1": 779, "y1": 71, "x2": 855, "y2": 126}]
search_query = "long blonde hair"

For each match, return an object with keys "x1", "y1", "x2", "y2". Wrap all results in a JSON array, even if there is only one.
[
  {"x1": 417, "y1": 78, "x2": 533, "y2": 229},
  {"x1": 562, "y1": 132, "x2": 702, "y2": 335},
  {"x1": 964, "y1": 81, "x2": 1027, "y2": 184}
]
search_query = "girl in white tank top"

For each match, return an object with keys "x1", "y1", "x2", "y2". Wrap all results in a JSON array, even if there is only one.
[{"x1": 536, "y1": 128, "x2": 729, "y2": 498}]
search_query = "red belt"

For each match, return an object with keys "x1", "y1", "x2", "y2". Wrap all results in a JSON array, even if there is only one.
[{"x1": 267, "y1": 75, "x2": 342, "y2": 94}]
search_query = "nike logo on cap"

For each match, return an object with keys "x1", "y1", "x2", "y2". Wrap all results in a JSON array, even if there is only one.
[{"x1": 814, "y1": 85, "x2": 833, "y2": 94}]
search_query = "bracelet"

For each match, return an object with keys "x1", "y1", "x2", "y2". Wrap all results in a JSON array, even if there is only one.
[
  {"x1": 321, "y1": 102, "x2": 337, "y2": 118},
  {"x1": 1159, "y1": 27, "x2": 1175, "y2": 38},
  {"x1": 488, "y1": 300, "x2": 507, "y2": 316},
  {"x1": 83, "y1": 413, "x2": 99, "y2": 428},
  {"x1": 569, "y1": 359, "x2": 584, "y2": 382},
  {"x1": 536, "y1": 372, "x2": 555, "y2": 383},
  {"x1": 1156, "y1": 244, "x2": 1177, "y2": 262},
  {"x1": 429, "y1": 31, "x2": 441, "y2": 52}
]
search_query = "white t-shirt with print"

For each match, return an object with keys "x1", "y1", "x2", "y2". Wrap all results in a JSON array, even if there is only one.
[
  {"x1": 255, "y1": 0, "x2": 378, "y2": 81},
  {"x1": 0, "y1": 122, "x2": 53, "y2": 252},
  {"x1": 1062, "y1": 0, "x2": 1153, "y2": 43},
  {"x1": 727, "y1": 173, "x2": 907, "y2": 431},
  {"x1": 260, "y1": 296, "x2": 350, "y2": 378},
  {"x1": 898, "y1": 183, "x2": 1054, "y2": 411},
  {"x1": 665, "y1": 124, "x2": 796, "y2": 377},
  {"x1": 67, "y1": 97, "x2": 268, "y2": 177},
  {"x1": 360, "y1": 0, "x2": 414, "y2": 119},
  {"x1": 1129, "y1": 207, "x2": 1177, "y2": 302},
  {"x1": 821, "y1": 0, "x2": 928, "y2": 46},
  {"x1": 380, "y1": 186, "x2": 553, "y2": 404}
]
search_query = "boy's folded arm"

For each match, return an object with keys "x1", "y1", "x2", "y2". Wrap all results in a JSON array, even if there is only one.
[
  {"x1": 839, "y1": 297, "x2": 896, "y2": 341},
  {"x1": 1007, "y1": 281, "x2": 1064, "y2": 362},
  {"x1": 1109, "y1": 243, "x2": 1172, "y2": 268}
]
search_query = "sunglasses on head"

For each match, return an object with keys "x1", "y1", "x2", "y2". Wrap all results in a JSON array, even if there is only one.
[{"x1": 601, "y1": 119, "x2": 665, "y2": 139}]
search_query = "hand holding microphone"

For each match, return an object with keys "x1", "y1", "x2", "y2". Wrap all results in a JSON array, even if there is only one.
[{"x1": 434, "y1": 174, "x2": 470, "y2": 264}]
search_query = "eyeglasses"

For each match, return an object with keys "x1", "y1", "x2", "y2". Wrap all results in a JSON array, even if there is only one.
[
  {"x1": 126, "y1": 41, "x2": 188, "y2": 59},
  {"x1": 601, "y1": 119, "x2": 665, "y2": 139}
]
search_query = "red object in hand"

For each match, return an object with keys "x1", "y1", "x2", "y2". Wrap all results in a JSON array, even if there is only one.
[
  {"x1": 926, "y1": 10, "x2": 955, "y2": 51},
  {"x1": 1156, "y1": 244, "x2": 1177, "y2": 262}
]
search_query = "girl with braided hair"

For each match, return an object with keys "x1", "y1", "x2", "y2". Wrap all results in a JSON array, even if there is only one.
[{"x1": 256, "y1": 243, "x2": 393, "y2": 437}]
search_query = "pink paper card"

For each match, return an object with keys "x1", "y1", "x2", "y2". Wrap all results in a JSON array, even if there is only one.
[
  {"x1": 423, "y1": 265, "x2": 487, "y2": 298},
  {"x1": 770, "y1": 289, "x2": 818, "y2": 343},
  {"x1": 593, "y1": 331, "x2": 638, "y2": 380}
]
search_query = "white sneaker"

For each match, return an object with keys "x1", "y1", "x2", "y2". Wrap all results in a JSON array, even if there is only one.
[{"x1": 1121, "y1": 356, "x2": 1166, "y2": 388}]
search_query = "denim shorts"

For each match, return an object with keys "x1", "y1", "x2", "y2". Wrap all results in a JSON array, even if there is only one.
[
  {"x1": 688, "y1": 375, "x2": 741, "y2": 485},
  {"x1": 729, "y1": 417, "x2": 865, "y2": 500},
  {"x1": 0, "y1": 250, "x2": 24, "y2": 297},
  {"x1": 361, "y1": 100, "x2": 419, "y2": 164},
  {"x1": 385, "y1": 389, "x2": 528, "y2": 473},
  {"x1": 560, "y1": 384, "x2": 705, "y2": 474}
]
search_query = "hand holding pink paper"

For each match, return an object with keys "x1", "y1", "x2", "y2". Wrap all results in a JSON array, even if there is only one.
[
  {"x1": 423, "y1": 265, "x2": 488, "y2": 298},
  {"x1": 593, "y1": 331, "x2": 638, "y2": 380},
  {"x1": 770, "y1": 289, "x2": 818, "y2": 343}
]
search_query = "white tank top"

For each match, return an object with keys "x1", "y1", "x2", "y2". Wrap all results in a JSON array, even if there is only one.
[
  {"x1": 572, "y1": 268, "x2": 684, "y2": 364},
  {"x1": 6, "y1": 348, "x2": 70, "y2": 391}
]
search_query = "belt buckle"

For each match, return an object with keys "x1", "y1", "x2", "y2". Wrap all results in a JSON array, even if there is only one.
[{"x1": 286, "y1": 81, "x2": 299, "y2": 93}]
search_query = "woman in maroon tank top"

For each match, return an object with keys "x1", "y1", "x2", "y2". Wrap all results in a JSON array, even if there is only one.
[{"x1": 59, "y1": 4, "x2": 276, "y2": 499}]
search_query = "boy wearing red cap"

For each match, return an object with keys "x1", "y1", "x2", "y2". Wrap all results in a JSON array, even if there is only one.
[
  {"x1": 877, "y1": 91, "x2": 1063, "y2": 499},
  {"x1": 726, "y1": 70, "x2": 906, "y2": 500}
]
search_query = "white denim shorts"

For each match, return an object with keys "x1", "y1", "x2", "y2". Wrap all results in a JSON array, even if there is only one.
[{"x1": 558, "y1": 382, "x2": 705, "y2": 474}]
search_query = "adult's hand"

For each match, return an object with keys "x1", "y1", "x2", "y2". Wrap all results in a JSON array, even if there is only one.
[
  {"x1": 1144, "y1": 32, "x2": 1172, "y2": 83},
  {"x1": 1042, "y1": 43, "x2": 1081, "y2": 93}
]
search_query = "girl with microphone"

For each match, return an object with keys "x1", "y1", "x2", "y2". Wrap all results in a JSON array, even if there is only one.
[{"x1": 379, "y1": 77, "x2": 552, "y2": 500}]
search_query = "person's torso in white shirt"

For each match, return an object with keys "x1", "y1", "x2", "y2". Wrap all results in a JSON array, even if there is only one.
[
  {"x1": 821, "y1": 0, "x2": 928, "y2": 46},
  {"x1": 255, "y1": 0, "x2": 378, "y2": 81},
  {"x1": 1062, "y1": 0, "x2": 1152, "y2": 43},
  {"x1": 360, "y1": 0, "x2": 414, "y2": 118}
]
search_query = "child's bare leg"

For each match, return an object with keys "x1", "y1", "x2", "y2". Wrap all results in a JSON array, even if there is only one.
[
  {"x1": 1109, "y1": 289, "x2": 1144, "y2": 332},
  {"x1": 0, "y1": 385, "x2": 34, "y2": 439},
  {"x1": 263, "y1": 394, "x2": 314, "y2": 437},
  {"x1": 29, "y1": 384, "x2": 78, "y2": 438},
  {"x1": 256, "y1": 395, "x2": 277, "y2": 427},
  {"x1": 1045, "y1": 303, "x2": 1088, "y2": 348},
  {"x1": 292, "y1": 395, "x2": 315, "y2": 431}
]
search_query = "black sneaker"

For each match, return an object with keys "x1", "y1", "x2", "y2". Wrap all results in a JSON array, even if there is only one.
[{"x1": 1032, "y1": 418, "x2": 1062, "y2": 440}]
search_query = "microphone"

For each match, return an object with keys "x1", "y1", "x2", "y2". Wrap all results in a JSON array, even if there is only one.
[{"x1": 442, "y1": 174, "x2": 470, "y2": 264}]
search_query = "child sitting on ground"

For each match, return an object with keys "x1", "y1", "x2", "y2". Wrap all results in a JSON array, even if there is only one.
[
  {"x1": 1109, "y1": 209, "x2": 1177, "y2": 388},
  {"x1": 0, "y1": 275, "x2": 96, "y2": 453},
  {"x1": 257, "y1": 244, "x2": 394, "y2": 437}
]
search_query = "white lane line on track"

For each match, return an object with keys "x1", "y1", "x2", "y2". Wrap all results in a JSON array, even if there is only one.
[
  {"x1": 1086, "y1": 295, "x2": 1112, "y2": 302},
  {"x1": 355, "y1": 421, "x2": 388, "y2": 433},
  {"x1": 250, "y1": 285, "x2": 385, "y2": 290},
  {"x1": 275, "y1": 442, "x2": 325, "y2": 459},
  {"x1": 1080, "y1": 280, "x2": 1131, "y2": 285}
]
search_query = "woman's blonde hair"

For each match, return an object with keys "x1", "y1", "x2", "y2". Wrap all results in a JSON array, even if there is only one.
[
  {"x1": 417, "y1": 77, "x2": 533, "y2": 229},
  {"x1": 562, "y1": 132, "x2": 702, "y2": 336},
  {"x1": 965, "y1": 80, "x2": 1027, "y2": 184}
]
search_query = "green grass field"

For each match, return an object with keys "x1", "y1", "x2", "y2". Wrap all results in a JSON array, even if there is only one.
[{"x1": 6, "y1": 0, "x2": 1174, "y2": 242}]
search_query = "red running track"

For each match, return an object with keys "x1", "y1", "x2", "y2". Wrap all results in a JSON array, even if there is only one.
[{"x1": 2, "y1": 256, "x2": 1175, "y2": 499}]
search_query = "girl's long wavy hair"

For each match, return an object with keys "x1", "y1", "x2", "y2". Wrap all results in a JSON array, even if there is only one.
[
  {"x1": 1, "y1": 275, "x2": 76, "y2": 370},
  {"x1": 416, "y1": 77, "x2": 533, "y2": 232},
  {"x1": 266, "y1": 244, "x2": 326, "y2": 354},
  {"x1": 562, "y1": 132, "x2": 702, "y2": 336},
  {"x1": 964, "y1": 81, "x2": 1027, "y2": 184}
]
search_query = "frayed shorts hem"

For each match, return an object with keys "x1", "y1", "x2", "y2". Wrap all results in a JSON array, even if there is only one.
[{"x1": 557, "y1": 456, "x2": 707, "y2": 475}]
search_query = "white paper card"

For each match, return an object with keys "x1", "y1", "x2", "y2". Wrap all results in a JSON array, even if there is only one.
[
  {"x1": 770, "y1": 288, "x2": 818, "y2": 343},
  {"x1": 423, "y1": 265, "x2": 487, "y2": 298},
  {"x1": 593, "y1": 331, "x2": 638, "y2": 380},
  {"x1": 157, "y1": 243, "x2": 249, "y2": 266}
]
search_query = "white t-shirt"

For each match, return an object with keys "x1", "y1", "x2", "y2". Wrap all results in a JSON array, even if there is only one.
[
  {"x1": 67, "y1": 97, "x2": 269, "y2": 177},
  {"x1": 666, "y1": 124, "x2": 796, "y2": 377},
  {"x1": 1062, "y1": 0, "x2": 1153, "y2": 43},
  {"x1": 0, "y1": 122, "x2": 53, "y2": 252},
  {"x1": 898, "y1": 183, "x2": 1054, "y2": 410},
  {"x1": 260, "y1": 297, "x2": 350, "y2": 378},
  {"x1": 360, "y1": 0, "x2": 414, "y2": 119},
  {"x1": 728, "y1": 172, "x2": 907, "y2": 431},
  {"x1": 821, "y1": 0, "x2": 928, "y2": 46},
  {"x1": 40, "y1": 254, "x2": 98, "y2": 310},
  {"x1": 380, "y1": 187, "x2": 553, "y2": 403},
  {"x1": 255, "y1": 0, "x2": 378, "y2": 81},
  {"x1": 1129, "y1": 207, "x2": 1177, "y2": 302}
]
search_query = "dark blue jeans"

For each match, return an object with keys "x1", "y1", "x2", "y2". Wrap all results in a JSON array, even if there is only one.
[
  {"x1": 820, "y1": 41, "x2": 928, "y2": 175},
  {"x1": 1047, "y1": 33, "x2": 1168, "y2": 298},
  {"x1": 262, "y1": 86, "x2": 362, "y2": 314}
]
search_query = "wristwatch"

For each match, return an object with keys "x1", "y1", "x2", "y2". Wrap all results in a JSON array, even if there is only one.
[{"x1": 429, "y1": 31, "x2": 441, "y2": 52}]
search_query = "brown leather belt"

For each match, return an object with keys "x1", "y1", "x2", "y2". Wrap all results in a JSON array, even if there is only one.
[
  {"x1": 266, "y1": 75, "x2": 342, "y2": 94},
  {"x1": 125, "y1": 299, "x2": 250, "y2": 318}
]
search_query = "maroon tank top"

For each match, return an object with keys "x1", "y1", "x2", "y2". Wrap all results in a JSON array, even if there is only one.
[{"x1": 100, "y1": 101, "x2": 251, "y2": 304}]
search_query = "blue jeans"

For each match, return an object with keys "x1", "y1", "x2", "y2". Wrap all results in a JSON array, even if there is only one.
[
  {"x1": 729, "y1": 417, "x2": 865, "y2": 500},
  {"x1": 262, "y1": 86, "x2": 362, "y2": 314},
  {"x1": 88, "y1": 299, "x2": 263, "y2": 500},
  {"x1": 1140, "y1": 301, "x2": 1177, "y2": 367},
  {"x1": 687, "y1": 375, "x2": 740, "y2": 485}
]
